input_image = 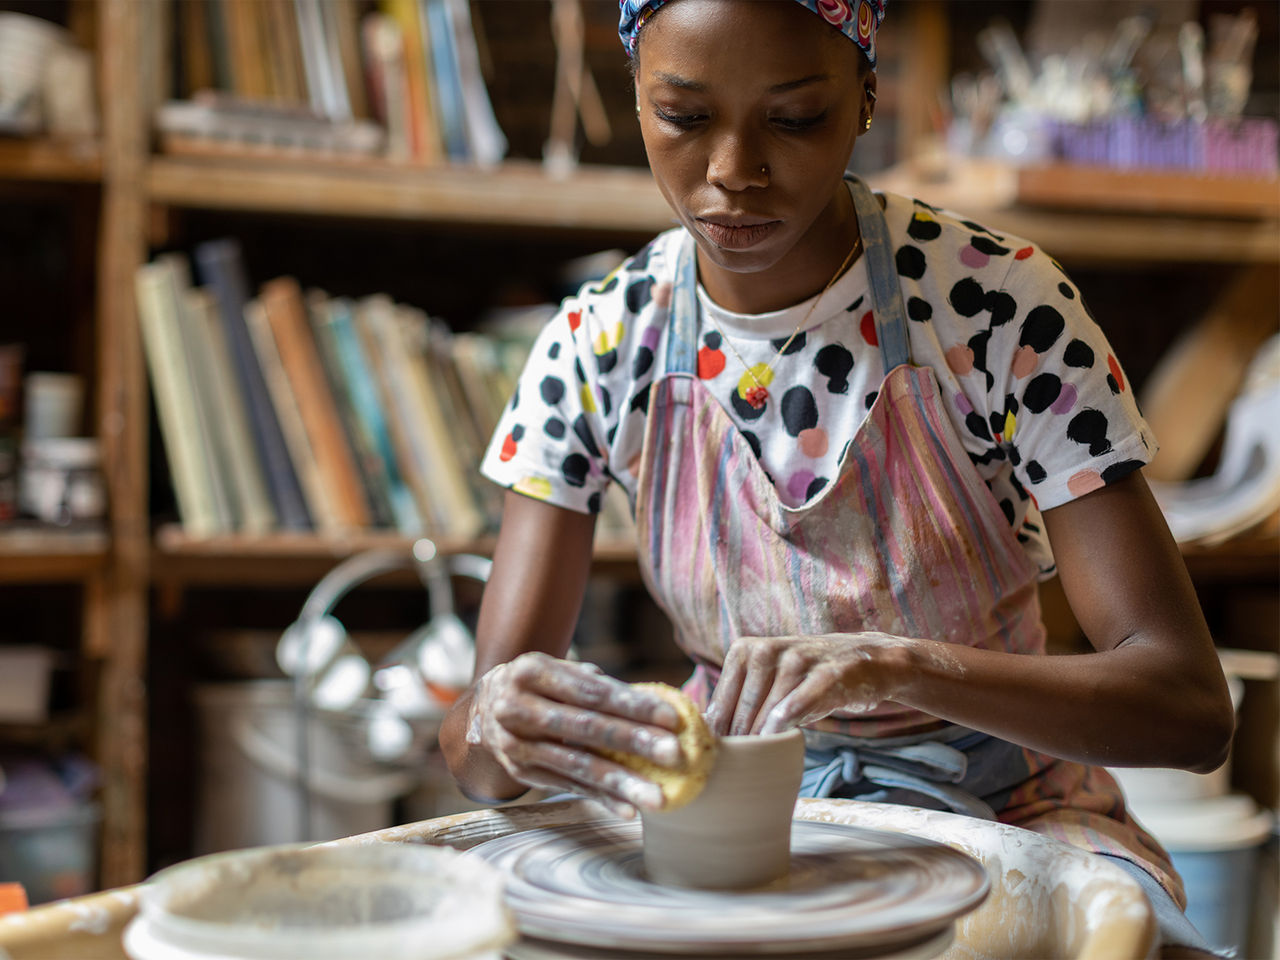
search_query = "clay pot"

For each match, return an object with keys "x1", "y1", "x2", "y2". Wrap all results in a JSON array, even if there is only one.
[{"x1": 640, "y1": 728, "x2": 804, "y2": 889}]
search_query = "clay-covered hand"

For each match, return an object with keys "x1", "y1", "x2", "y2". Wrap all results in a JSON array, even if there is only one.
[
  {"x1": 705, "y1": 633, "x2": 911, "y2": 736},
  {"x1": 465, "y1": 651, "x2": 683, "y2": 816}
]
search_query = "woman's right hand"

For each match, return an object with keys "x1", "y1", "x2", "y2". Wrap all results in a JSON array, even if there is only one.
[{"x1": 465, "y1": 651, "x2": 684, "y2": 817}]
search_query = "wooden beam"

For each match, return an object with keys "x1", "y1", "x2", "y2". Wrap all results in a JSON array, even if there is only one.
[{"x1": 93, "y1": 0, "x2": 151, "y2": 889}]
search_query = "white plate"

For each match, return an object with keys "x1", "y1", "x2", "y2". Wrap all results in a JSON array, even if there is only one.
[{"x1": 469, "y1": 818, "x2": 988, "y2": 956}]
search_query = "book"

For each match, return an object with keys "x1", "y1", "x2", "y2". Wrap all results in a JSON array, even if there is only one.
[
  {"x1": 267, "y1": 0, "x2": 308, "y2": 104},
  {"x1": 194, "y1": 238, "x2": 312, "y2": 530},
  {"x1": 317, "y1": 296, "x2": 423, "y2": 534},
  {"x1": 156, "y1": 94, "x2": 384, "y2": 159},
  {"x1": 381, "y1": 0, "x2": 443, "y2": 162},
  {"x1": 175, "y1": 285, "x2": 237, "y2": 531},
  {"x1": 357, "y1": 294, "x2": 443, "y2": 533},
  {"x1": 184, "y1": 286, "x2": 277, "y2": 533},
  {"x1": 422, "y1": 0, "x2": 468, "y2": 161},
  {"x1": 157, "y1": 253, "x2": 236, "y2": 532},
  {"x1": 205, "y1": 0, "x2": 235, "y2": 93},
  {"x1": 244, "y1": 296, "x2": 342, "y2": 533},
  {"x1": 362, "y1": 14, "x2": 411, "y2": 161},
  {"x1": 259, "y1": 277, "x2": 373, "y2": 530},
  {"x1": 396, "y1": 304, "x2": 486, "y2": 538},
  {"x1": 332, "y1": 0, "x2": 371, "y2": 120},
  {"x1": 135, "y1": 260, "x2": 223, "y2": 536},
  {"x1": 295, "y1": 0, "x2": 348, "y2": 120},
  {"x1": 307, "y1": 290, "x2": 397, "y2": 529},
  {"x1": 178, "y1": 0, "x2": 216, "y2": 96},
  {"x1": 442, "y1": 0, "x2": 506, "y2": 167}
]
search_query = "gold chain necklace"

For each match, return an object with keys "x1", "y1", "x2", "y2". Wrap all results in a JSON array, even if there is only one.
[{"x1": 704, "y1": 234, "x2": 863, "y2": 410}]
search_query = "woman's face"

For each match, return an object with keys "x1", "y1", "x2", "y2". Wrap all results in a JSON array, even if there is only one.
[{"x1": 635, "y1": 0, "x2": 873, "y2": 305}]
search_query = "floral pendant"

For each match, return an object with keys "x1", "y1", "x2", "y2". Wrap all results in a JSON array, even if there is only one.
[{"x1": 744, "y1": 384, "x2": 769, "y2": 409}]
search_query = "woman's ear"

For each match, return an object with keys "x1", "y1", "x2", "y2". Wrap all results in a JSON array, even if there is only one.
[{"x1": 861, "y1": 72, "x2": 878, "y2": 132}]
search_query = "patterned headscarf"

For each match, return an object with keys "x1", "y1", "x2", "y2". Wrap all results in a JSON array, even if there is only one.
[{"x1": 619, "y1": 0, "x2": 887, "y2": 68}]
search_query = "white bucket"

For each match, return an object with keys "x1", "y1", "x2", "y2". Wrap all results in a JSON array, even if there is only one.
[
  {"x1": 1137, "y1": 793, "x2": 1274, "y2": 953},
  {"x1": 122, "y1": 842, "x2": 513, "y2": 960},
  {"x1": 194, "y1": 683, "x2": 418, "y2": 853}
]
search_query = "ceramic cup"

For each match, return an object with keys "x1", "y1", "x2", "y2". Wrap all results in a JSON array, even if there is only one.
[{"x1": 640, "y1": 727, "x2": 804, "y2": 890}]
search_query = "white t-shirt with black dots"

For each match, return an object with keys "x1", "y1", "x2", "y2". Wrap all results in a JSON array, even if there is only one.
[{"x1": 480, "y1": 189, "x2": 1157, "y2": 576}]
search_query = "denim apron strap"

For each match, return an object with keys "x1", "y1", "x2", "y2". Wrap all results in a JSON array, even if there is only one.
[
  {"x1": 666, "y1": 234, "x2": 701, "y2": 377},
  {"x1": 846, "y1": 176, "x2": 911, "y2": 371}
]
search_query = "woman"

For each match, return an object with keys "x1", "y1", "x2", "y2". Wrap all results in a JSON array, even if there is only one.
[{"x1": 440, "y1": 1, "x2": 1236, "y2": 955}]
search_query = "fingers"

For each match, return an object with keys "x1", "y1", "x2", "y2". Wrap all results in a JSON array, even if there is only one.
[
  {"x1": 494, "y1": 732, "x2": 665, "y2": 812},
  {"x1": 705, "y1": 658, "x2": 744, "y2": 736},
  {"x1": 516, "y1": 653, "x2": 682, "y2": 731},
  {"x1": 712, "y1": 637, "x2": 794, "y2": 736},
  {"x1": 466, "y1": 654, "x2": 676, "y2": 813},
  {"x1": 759, "y1": 671, "x2": 831, "y2": 734}
]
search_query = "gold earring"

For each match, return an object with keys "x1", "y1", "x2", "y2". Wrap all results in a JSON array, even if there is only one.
[{"x1": 864, "y1": 116, "x2": 873, "y2": 131}]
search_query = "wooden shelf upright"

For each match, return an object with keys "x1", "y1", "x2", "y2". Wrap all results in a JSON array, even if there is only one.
[{"x1": 92, "y1": 0, "x2": 150, "y2": 889}]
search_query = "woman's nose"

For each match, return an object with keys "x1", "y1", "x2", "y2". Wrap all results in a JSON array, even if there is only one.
[{"x1": 706, "y1": 133, "x2": 769, "y2": 191}]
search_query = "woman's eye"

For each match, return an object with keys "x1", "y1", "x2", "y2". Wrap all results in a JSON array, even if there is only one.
[
  {"x1": 772, "y1": 113, "x2": 826, "y2": 131},
  {"x1": 654, "y1": 108, "x2": 705, "y2": 128}
]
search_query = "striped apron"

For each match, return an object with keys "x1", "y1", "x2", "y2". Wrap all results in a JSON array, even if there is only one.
[{"x1": 633, "y1": 176, "x2": 1183, "y2": 905}]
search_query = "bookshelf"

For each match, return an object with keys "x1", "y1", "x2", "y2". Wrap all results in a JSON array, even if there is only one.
[
  {"x1": 3, "y1": 0, "x2": 1276, "y2": 893},
  {"x1": 0, "y1": 529, "x2": 108, "y2": 583},
  {"x1": 0, "y1": 139, "x2": 102, "y2": 183}
]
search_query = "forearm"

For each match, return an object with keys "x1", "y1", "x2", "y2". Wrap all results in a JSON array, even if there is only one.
[
  {"x1": 890, "y1": 637, "x2": 1233, "y2": 771},
  {"x1": 441, "y1": 689, "x2": 529, "y2": 803},
  {"x1": 438, "y1": 490, "x2": 597, "y2": 801}
]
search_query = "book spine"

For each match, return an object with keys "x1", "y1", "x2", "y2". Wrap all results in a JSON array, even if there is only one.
[
  {"x1": 260, "y1": 277, "x2": 372, "y2": 529},
  {"x1": 381, "y1": 0, "x2": 442, "y2": 163},
  {"x1": 363, "y1": 13, "x2": 411, "y2": 161},
  {"x1": 135, "y1": 261, "x2": 221, "y2": 536},
  {"x1": 333, "y1": 0, "x2": 370, "y2": 119},
  {"x1": 442, "y1": 0, "x2": 506, "y2": 166},
  {"x1": 422, "y1": 0, "x2": 468, "y2": 162},
  {"x1": 244, "y1": 297, "x2": 342, "y2": 533},
  {"x1": 190, "y1": 287, "x2": 277, "y2": 533},
  {"x1": 308, "y1": 292, "x2": 396, "y2": 529},
  {"x1": 328, "y1": 299, "x2": 423, "y2": 534},
  {"x1": 194, "y1": 239, "x2": 312, "y2": 530},
  {"x1": 357, "y1": 294, "x2": 442, "y2": 533},
  {"x1": 176, "y1": 286, "x2": 238, "y2": 530},
  {"x1": 395, "y1": 306, "x2": 485, "y2": 538}
]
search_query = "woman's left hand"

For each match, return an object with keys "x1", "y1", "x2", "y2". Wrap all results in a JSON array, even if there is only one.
[{"x1": 704, "y1": 632, "x2": 912, "y2": 736}]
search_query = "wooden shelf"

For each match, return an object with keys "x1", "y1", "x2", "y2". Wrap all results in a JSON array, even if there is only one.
[
  {"x1": 143, "y1": 153, "x2": 1280, "y2": 263},
  {"x1": 150, "y1": 524, "x2": 639, "y2": 586},
  {"x1": 1180, "y1": 534, "x2": 1280, "y2": 583},
  {"x1": 873, "y1": 160, "x2": 1280, "y2": 265},
  {"x1": 0, "y1": 711, "x2": 92, "y2": 750},
  {"x1": 0, "y1": 138, "x2": 102, "y2": 182},
  {"x1": 150, "y1": 525, "x2": 1273, "y2": 586},
  {"x1": 1017, "y1": 164, "x2": 1280, "y2": 219},
  {"x1": 147, "y1": 156, "x2": 675, "y2": 234},
  {"x1": 0, "y1": 527, "x2": 108, "y2": 582}
]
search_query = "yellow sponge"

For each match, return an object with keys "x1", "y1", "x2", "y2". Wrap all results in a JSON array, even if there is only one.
[{"x1": 600, "y1": 682, "x2": 716, "y2": 810}]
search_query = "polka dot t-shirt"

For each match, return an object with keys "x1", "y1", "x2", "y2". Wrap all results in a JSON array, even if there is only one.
[{"x1": 481, "y1": 188, "x2": 1157, "y2": 575}]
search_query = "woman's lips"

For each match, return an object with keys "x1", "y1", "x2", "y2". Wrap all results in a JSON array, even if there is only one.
[{"x1": 696, "y1": 218, "x2": 781, "y2": 250}]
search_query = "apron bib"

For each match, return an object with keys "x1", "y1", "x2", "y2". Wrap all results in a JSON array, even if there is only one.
[{"x1": 633, "y1": 176, "x2": 1183, "y2": 904}]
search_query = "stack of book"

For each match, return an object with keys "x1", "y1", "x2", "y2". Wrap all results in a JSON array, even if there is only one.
[
  {"x1": 135, "y1": 238, "x2": 526, "y2": 540},
  {"x1": 161, "y1": 0, "x2": 505, "y2": 165}
]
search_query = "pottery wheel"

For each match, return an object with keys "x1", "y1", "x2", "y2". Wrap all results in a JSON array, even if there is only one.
[{"x1": 469, "y1": 818, "x2": 988, "y2": 957}]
